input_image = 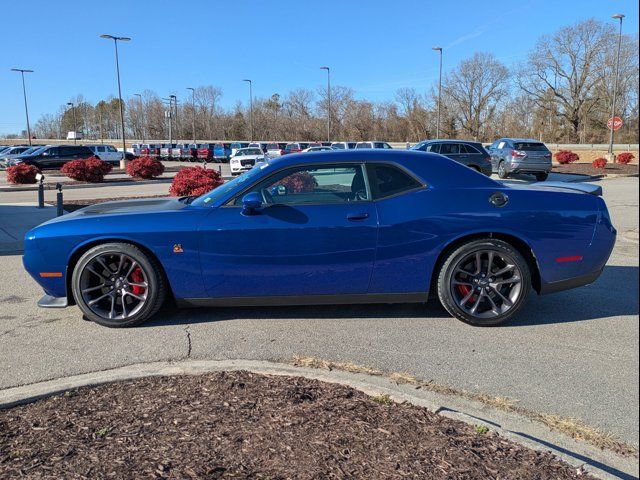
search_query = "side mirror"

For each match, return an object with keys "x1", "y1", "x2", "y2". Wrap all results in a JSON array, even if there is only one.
[{"x1": 242, "y1": 192, "x2": 262, "y2": 215}]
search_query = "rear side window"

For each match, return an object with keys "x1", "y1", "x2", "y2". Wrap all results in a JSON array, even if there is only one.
[
  {"x1": 514, "y1": 142, "x2": 548, "y2": 151},
  {"x1": 366, "y1": 164, "x2": 422, "y2": 200},
  {"x1": 461, "y1": 144, "x2": 481, "y2": 154},
  {"x1": 439, "y1": 143, "x2": 460, "y2": 155}
]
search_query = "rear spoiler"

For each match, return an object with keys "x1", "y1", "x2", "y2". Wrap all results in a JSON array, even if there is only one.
[{"x1": 541, "y1": 182, "x2": 603, "y2": 196}]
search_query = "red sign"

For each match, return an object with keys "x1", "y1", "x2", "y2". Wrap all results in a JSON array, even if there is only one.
[{"x1": 607, "y1": 116, "x2": 623, "y2": 131}]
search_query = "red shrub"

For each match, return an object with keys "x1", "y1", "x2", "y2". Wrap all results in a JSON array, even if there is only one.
[
  {"x1": 592, "y1": 157, "x2": 607, "y2": 169},
  {"x1": 6, "y1": 163, "x2": 40, "y2": 184},
  {"x1": 61, "y1": 157, "x2": 113, "y2": 182},
  {"x1": 169, "y1": 166, "x2": 223, "y2": 196},
  {"x1": 617, "y1": 152, "x2": 634, "y2": 165},
  {"x1": 554, "y1": 150, "x2": 579, "y2": 165},
  {"x1": 274, "y1": 171, "x2": 318, "y2": 193},
  {"x1": 126, "y1": 156, "x2": 165, "y2": 179}
]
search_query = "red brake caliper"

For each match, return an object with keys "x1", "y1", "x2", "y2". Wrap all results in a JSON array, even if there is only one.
[
  {"x1": 457, "y1": 284, "x2": 476, "y2": 303},
  {"x1": 129, "y1": 267, "x2": 145, "y2": 295}
]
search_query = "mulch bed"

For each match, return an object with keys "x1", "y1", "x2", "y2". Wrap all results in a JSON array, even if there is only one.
[
  {"x1": 553, "y1": 163, "x2": 638, "y2": 176},
  {"x1": 0, "y1": 371, "x2": 590, "y2": 479}
]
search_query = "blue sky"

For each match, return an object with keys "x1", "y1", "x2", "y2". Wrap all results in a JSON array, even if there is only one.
[{"x1": 1, "y1": 0, "x2": 638, "y2": 135}]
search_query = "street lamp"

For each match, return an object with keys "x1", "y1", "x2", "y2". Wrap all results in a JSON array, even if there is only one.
[
  {"x1": 320, "y1": 66, "x2": 331, "y2": 142},
  {"x1": 100, "y1": 34, "x2": 131, "y2": 168},
  {"x1": 10, "y1": 68, "x2": 34, "y2": 146},
  {"x1": 242, "y1": 79, "x2": 253, "y2": 141},
  {"x1": 187, "y1": 87, "x2": 196, "y2": 144},
  {"x1": 608, "y1": 13, "x2": 625, "y2": 160},
  {"x1": 133, "y1": 93, "x2": 145, "y2": 144},
  {"x1": 432, "y1": 47, "x2": 443, "y2": 138},
  {"x1": 66, "y1": 102, "x2": 77, "y2": 144}
]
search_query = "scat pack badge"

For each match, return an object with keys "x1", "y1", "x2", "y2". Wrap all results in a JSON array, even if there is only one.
[{"x1": 173, "y1": 244, "x2": 184, "y2": 254}]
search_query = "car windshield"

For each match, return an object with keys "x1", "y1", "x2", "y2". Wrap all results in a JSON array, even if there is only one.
[
  {"x1": 238, "y1": 149, "x2": 262, "y2": 156},
  {"x1": 191, "y1": 166, "x2": 266, "y2": 207},
  {"x1": 266, "y1": 144, "x2": 279, "y2": 150}
]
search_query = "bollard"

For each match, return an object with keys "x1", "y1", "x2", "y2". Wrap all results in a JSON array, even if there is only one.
[
  {"x1": 35, "y1": 173, "x2": 45, "y2": 209},
  {"x1": 56, "y1": 183, "x2": 63, "y2": 217},
  {"x1": 218, "y1": 164, "x2": 222, "y2": 174}
]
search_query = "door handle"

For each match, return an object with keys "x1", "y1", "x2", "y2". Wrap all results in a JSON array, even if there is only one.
[{"x1": 347, "y1": 213, "x2": 369, "y2": 221}]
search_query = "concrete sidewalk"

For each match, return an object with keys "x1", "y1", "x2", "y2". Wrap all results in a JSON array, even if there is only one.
[{"x1": 0, "y1": 203, "x2": 59, "y2": 254}]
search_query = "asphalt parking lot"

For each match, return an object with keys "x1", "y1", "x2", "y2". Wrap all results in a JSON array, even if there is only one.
[{"x1": 0, "y1": 175, "x2": 637, "y2": 448}]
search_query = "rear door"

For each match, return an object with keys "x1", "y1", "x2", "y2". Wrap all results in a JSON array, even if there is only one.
[
  {"x1": 514, "y1": 141, "x2": 552, "y2": 166},
  {"x1": 438, "y1": 143, "x2": 462, "y2": 162},
  {"x1": 198, "y1": 163, "x2": 378, "y2": 297}
]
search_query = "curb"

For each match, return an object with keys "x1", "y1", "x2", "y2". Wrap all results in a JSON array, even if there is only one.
[{"x1": 0, "y1": 359, "x2": 637, "y2": 479}]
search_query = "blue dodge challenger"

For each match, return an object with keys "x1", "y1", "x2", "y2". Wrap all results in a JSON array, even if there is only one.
[{"x1": 23, "y1": 150, "x2": 616, "y2": 327}]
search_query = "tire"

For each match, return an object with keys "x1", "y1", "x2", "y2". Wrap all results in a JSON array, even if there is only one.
[
  {"x1": 535, "y1": 172, "x2": 549, "y2": 182},
  {"x1": 437, "y1": 239, "x2": 531, "y2": 326},
  {"x1": 71, "y1": 242, "x2": 167, "y2": 327},
  {"x1": 497, "y1": 161, "x2": 509, "y2": 179}
]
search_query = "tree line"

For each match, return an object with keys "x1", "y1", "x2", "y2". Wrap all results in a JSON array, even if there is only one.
[{"x1": 31, "y1": 19, "x2": 638, "y2": 144}]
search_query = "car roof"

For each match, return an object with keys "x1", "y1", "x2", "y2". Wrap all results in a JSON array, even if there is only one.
[{"x1": 500, "y1": 138, "x2": 541, "y2": 143}]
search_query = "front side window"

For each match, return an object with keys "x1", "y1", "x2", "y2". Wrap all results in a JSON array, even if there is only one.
[
  {"x1": 366, "y1": 164, "x2": 422, "y2": 200},
  {"x1": 236, "y1": 164, "x2": 369, "y2": 206},
  {"x1": 426, "y1": 143, "x2": 439, "y2": 153}
]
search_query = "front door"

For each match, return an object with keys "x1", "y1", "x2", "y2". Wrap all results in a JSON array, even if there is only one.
[{"x1": 198, "y1": 163, "x2": 378, "y2": 298}]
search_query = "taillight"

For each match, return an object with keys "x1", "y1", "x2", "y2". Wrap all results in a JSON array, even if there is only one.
[
  {"x1": 280, "y1": 150, "x2": 285, "y2": 155},
  {"x1": 512, "y1": 150, "x2": 527, "y2": 158},
  {"x1": 483, "y1": 156, "x2": 491, "y2": 162}
]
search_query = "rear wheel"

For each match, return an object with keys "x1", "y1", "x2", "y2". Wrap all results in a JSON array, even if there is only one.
[
  {"x1": 437, "y1": 239, "x2": 531, "y2": 326},
  {"x1": 72, "y1": 243, "x2": 167, "y2": 327},
  {"x1": 535, "y1": 172, "x2": 549, "y2": 182},
  {"x1": 497, "y1": 161, "x2": 509, "y2": 179}
]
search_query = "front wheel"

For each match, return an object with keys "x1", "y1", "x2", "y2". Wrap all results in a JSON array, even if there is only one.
[
  {"x1": 437, "y1": 239, "x2": 531, "y2": 326},
  {"x1": 72, "y1": 243, "x2": 167, "y2": 327}
]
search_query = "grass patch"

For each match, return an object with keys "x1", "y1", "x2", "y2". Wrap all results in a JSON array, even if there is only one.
[
  {"x1": 371, "y1": 394, "x2": 393, "y2": 406},
  {"x1": 475, "y1": 425, "x2": 490, "y2": 435},
  {"x1": 290, "y1": 355, "x2": 638, "y2": 457}
]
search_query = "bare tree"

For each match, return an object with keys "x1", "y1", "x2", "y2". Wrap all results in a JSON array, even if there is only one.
[{"x1": 442, "y1": 52, "x2": 509, "y2": 140}]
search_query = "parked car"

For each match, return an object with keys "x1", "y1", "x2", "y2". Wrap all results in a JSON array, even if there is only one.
[
  {"x1": 24, "y1": 150, "x2": 615, "y2": 328},
  {"x1": 355, "y1": 141, "x2": 393, "y2": 149},
  {"x1": 169, "y1": 144, "x2": 187, "y2": 159},
  {"x1": 230, "y1": 147, "x2": 265, "y2": 175},
  {"x1": 159, "y1": 144, "x2": 176, "y2": 158},
  {"x1": 488, "y1": 138, "x2": 552, "y2": 181},
  {"x1": 282, "y1": 142, "x2": 310, "y2": 155},
  {"x1": 302, "y1": 146, "x2": 334, "y2": 152},
  {"x1": 331, "y1": 142, "x2": 357, "y2": 150},
  {"x1": 265, "y1": 142, "x2": 283, "y2": 159},
  {"x1": 410, "y1": 140, "x2": 492, "y2": 176},
  {"x1": 248, "y1": 142, "x2": 269, "y2": 153},
  {"x1": 1, "y1": 146, "x2": 46, "y2": 167},
  {"x1": 0, "y1": 145, "x2": 33, "y2": 161},
  {"x1": 213, "y1": 143, "x2": 232, "y2": 162},
  {"x1": 15, "y1": 145, "x2": 95, "y2": 168},
  {"x1": 139, "y1": 144, "x2": 162, "y2": 157},
  {"x1": 197, "y1": 143, "x2": 216, "y2": 162},
  {"x1": 230, "y1": 142, "x2": 250, "y2": 157},
  {"x1": 86, "y1": 144, "x2": 134, "y2": 163}
]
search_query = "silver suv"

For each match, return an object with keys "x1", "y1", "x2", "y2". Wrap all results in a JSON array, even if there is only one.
[{"x1": 488, "y1": 138, "x2": 552, "y2": 181}]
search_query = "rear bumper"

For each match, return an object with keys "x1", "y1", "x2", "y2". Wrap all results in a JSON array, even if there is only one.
[
  {"x1": 509, "y1": 160, "x2": 551, "y2": 174},
  {"x1": 539, "y1": 268, "x2": 603, "y2": 295}
]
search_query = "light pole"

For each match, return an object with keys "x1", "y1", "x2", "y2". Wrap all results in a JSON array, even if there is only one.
[
  {"x1": 134, "y1": 93, "x2": 145, "y2": 144},
  {"x1": 243, "y1": 79, "x2": 253, "y2": 141},
  {"x1": 320, "y1": 66, "x2": 331, "y2": 142},
  {"x1": 608, "y1": 14, "x2": 625, "y2": 160},
  {"x1": 66, "y1": 102, "x2": 77, "y2": 144},
  {"x1": 100, "y1": 34, "x2": 131, "y2": 169},
  {"x1": 187, "y1": 87, "x2": 196, "y2": 144},
  {"x1": 10, "y1": 68, "x2": 33, "y2": 146},
  {"x1": 432, "y1": 47, "x2": 443, "y2": 138}
]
